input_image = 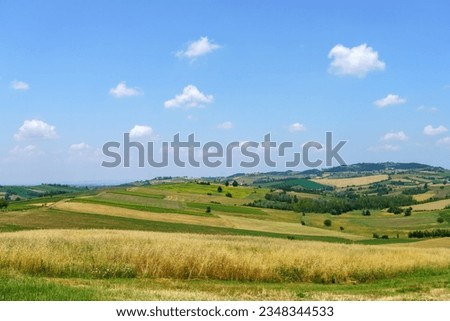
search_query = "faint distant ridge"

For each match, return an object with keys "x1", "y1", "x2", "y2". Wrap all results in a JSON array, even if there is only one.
[{"x1": 323, "y1": 162, "x2": 445, "y2": 173}]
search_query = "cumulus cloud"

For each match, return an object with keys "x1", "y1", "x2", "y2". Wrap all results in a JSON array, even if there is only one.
[
  {"x1": 176, "y1": 36, "x2": 220, "y2": 59},
  {"x1": 374, "y1": 94, "x2": 407, "y2": 108},
  {"x1": 288, "y1": 123, "x2": 307, "y2": 132},
  {"x1": 11, "y1": 80, "x2": 30, "y2": 91},
  {"x1": 368, "y1": 144, "x2": 400, "y2": 152},
  {"x1": 14, "y1": 119, "x2": 58, "y2": 141},
  {"x1": 69, "y1": 143, "x2": 91, "y2": 152},
  {"x1": 164, "y1": 85, "x2": 213, "y2": 108},
  {"x1": 9, "y1": 145, "x2": 43, "y2": 157},
  {"x1": 382, "y1": 131, "x2": 408, "y2": 141},
  {"x1": 328, "y1": 43, "x2": 385, "y2": 78},
  {"x1": 109, "y1": 81, "x2": 142, "y2": 98},
  {"x1": 129, "y1": 125, "x2": 153, "y2": 138},
  {"x1": 423, "y1": 125, "x2": 448, "y2": 136},
  {"x1": 437, "y1": 137, "x2": 450, "y2": 148},
  {"x1": 68, "y1": 143, "x2": 101, "y2": 161},
  {"x1": 217, "y1": 121, "x2": 233, "y2": 129}
]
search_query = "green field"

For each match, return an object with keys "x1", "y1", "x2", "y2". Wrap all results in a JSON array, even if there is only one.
[
  {"x1": 262, "y1": 178, "x2": 331, "y2": 191},
  {"x1": 1, "y1": 174, "x2": 450, "y2": 300}
]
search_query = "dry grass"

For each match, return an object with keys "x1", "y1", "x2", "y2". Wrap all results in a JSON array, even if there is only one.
[
  {"x1": 386, "y1": 238, "x2": 450, "y2": 249},
  {"x1": 54, "y1": 201, "x2": 229, "y2": 227},
  {"x1": 410, "y1": 199, "x2": 450, "y2": 211},
  {"x1": 53, "y1": 201, "x2": 359, "y2": 239},
  {"x1": 219, "y1": 215, "x2": 364, "y2": 240},
  {"x1": 0, "y1": 230, "x2": 449, "y2": 284},
  {"x1": 413, "y1": 191, "x2": 436, "y2": 202},
  {"x1": 312, "y1": 175, "x2": 389, "y2": 188}
]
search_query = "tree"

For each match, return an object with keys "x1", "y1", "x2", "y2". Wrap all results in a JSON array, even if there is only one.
[
  {"x1": 323, "y1": 219, "x2": 332, "y2": 227},
  {"x1": 404, "y1": 207, "x2": 412, "y2": 217},
  {"x1": 339, "y1": 226, "x2": 344, "y2": 232},
  {"x1": 0, "y1": 199, "x2": 8, "y2": 209},
  {"x1": 217, "y1": 186, "x2": 223, "y2": 193},
  {"x1": 388, "y1": 206, "x2": 403, "y2": 214},
  {"x1": 205, "y1": 206, "x2": 211, "y2": 214},
  {"x1": 232, "y1": 180, "x2": 238, "y2": 187},
  {"x1": 224, "y1": 181, "x2": 229, "y2": 187}
]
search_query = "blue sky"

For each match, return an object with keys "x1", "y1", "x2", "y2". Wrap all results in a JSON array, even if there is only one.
[{"x1": 1, "y1": 0, "x2": 450, "y2": 184}]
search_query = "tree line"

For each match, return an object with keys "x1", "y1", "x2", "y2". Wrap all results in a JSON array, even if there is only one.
[
  {"x1": 247, "y1": 191, "x2": 416, "y2": 215},
  {"x1": 408, "y1": 229, "x2": 450, "y2": 238}
]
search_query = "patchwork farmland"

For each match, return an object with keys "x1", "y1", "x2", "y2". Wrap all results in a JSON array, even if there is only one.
[{"x1": 1, "y1": 163, "x2": 450, "y2": 300}]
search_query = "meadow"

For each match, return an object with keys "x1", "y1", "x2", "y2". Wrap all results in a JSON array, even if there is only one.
[{"x1": 1, "y1": 174, "x2": 450, "y2": 300}]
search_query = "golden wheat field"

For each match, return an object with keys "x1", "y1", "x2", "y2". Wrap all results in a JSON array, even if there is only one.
[
  {"x1": 410, "y1": 199, "x2": 450, "y2": 211},
  {"x1": 0, "y1": 229, "x2": 449, "y2": 284},
  {"x1": 413, "y1": 191, "x2": 436, "y2": 202},
  {"x1": 312, "y1": 175, "x2": 389, "y2": 188}
]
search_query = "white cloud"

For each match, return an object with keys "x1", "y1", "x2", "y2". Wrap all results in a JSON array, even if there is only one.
[
  {"x1": 176, "y1": 36, "x2": 220, "y2": 59},
  {"x1": 164, "y1": 85, "x2": 213, "y2": 108},
  {"x1": 417, "y1": 105, "x2": 438, "y2": 112},
  {"x1": 217, "y1": 121, "x2": 233, "y2": 129},
  {"x1": 14, "y1": 119, "x2": 58, "y2": 141},
  {"x1": 109, "y1": 81, "x2": 142, "y2": 98},
  {"x1": 437, "y1": 137, "x2": 450, "y2": 148},
  {"x1": 374, "y1": 94, "x2": 407, "y2": 108},
  {"x1": 68, "y1": 142, "x2": 91, "y2": 157},
  {"x1": 69, "y1": 142, "x2": 91, "y2": 152},
  {"x1": 382, "y1": 131, "x2": 408, "y2": 141},
  {"x1": 9, "y1": 145, "x2": 43, "y2": 157},
  {"x1": 423, "y1": 125, "x2": 448, "y2": 136},
  {"x1": 328, "y1": 43, "x2": 385, "y2": 78},
  {"x1": 288, "y1": 122, "x2": 307, "y2": 132},
  {"x1": 368, "y1": 144, "x2": 400, "y2": 152},
  {"x1": 68, "y1": 143, "x2": 101, "y2": 161},
  {"x1": 129, "y1": 125, "x2": 153, "y2": 138},
  {"x1": 11, "y1": 80, "x2": 30, "y2": 91}
]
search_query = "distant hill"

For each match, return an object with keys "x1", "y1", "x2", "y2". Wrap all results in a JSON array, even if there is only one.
[
  {"x1": 323, "y1": 162, "x2": 445, "y2": 173},
  {"x1": 0, "y1": 184, "x2": 92, "y2": 201}
]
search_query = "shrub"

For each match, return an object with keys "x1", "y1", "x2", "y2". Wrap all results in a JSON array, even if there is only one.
[
  {"x1": 225, "y1": 192, "x2": 232, "y2": 198},
  {"x1": 408, "y1": 229, "x2": 450, "y2": 238},
  {"x1": 323, "y1": 219, "x2": 332, "y2": 227},
  {"x1": 205, "y1": 206, "x2": 211, "y2": 214},
  {"x1": 300, "y1": 220, "x2": 306, "y2": 226},
  {"x1": 362, "y1": 209, "x2": 371, "y2": 216},
  {"x1": 437, "y1": 217, "x2": 445, "y2": 223},
  {"x1": 388, "y1": 206, "x2": 404, "y2": 214},
  {"x1": 381, "y1": 235, "x2": 389, "y2": 239},
  {"x1": 0, "y1": 199, "x2": 8, "y2": 209},
  {"x1": 404, "y1": 207, "x2": 412, "y2": 217},
  {"x1": 372, "y1": 233, "x2": 380, "y2": 239},
  {"x1": 217, "y1": 186, "x2": 223, "y2": 193},
  {"x1": 339, "y1": 226, "x2": 344, "y2": 232}
]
